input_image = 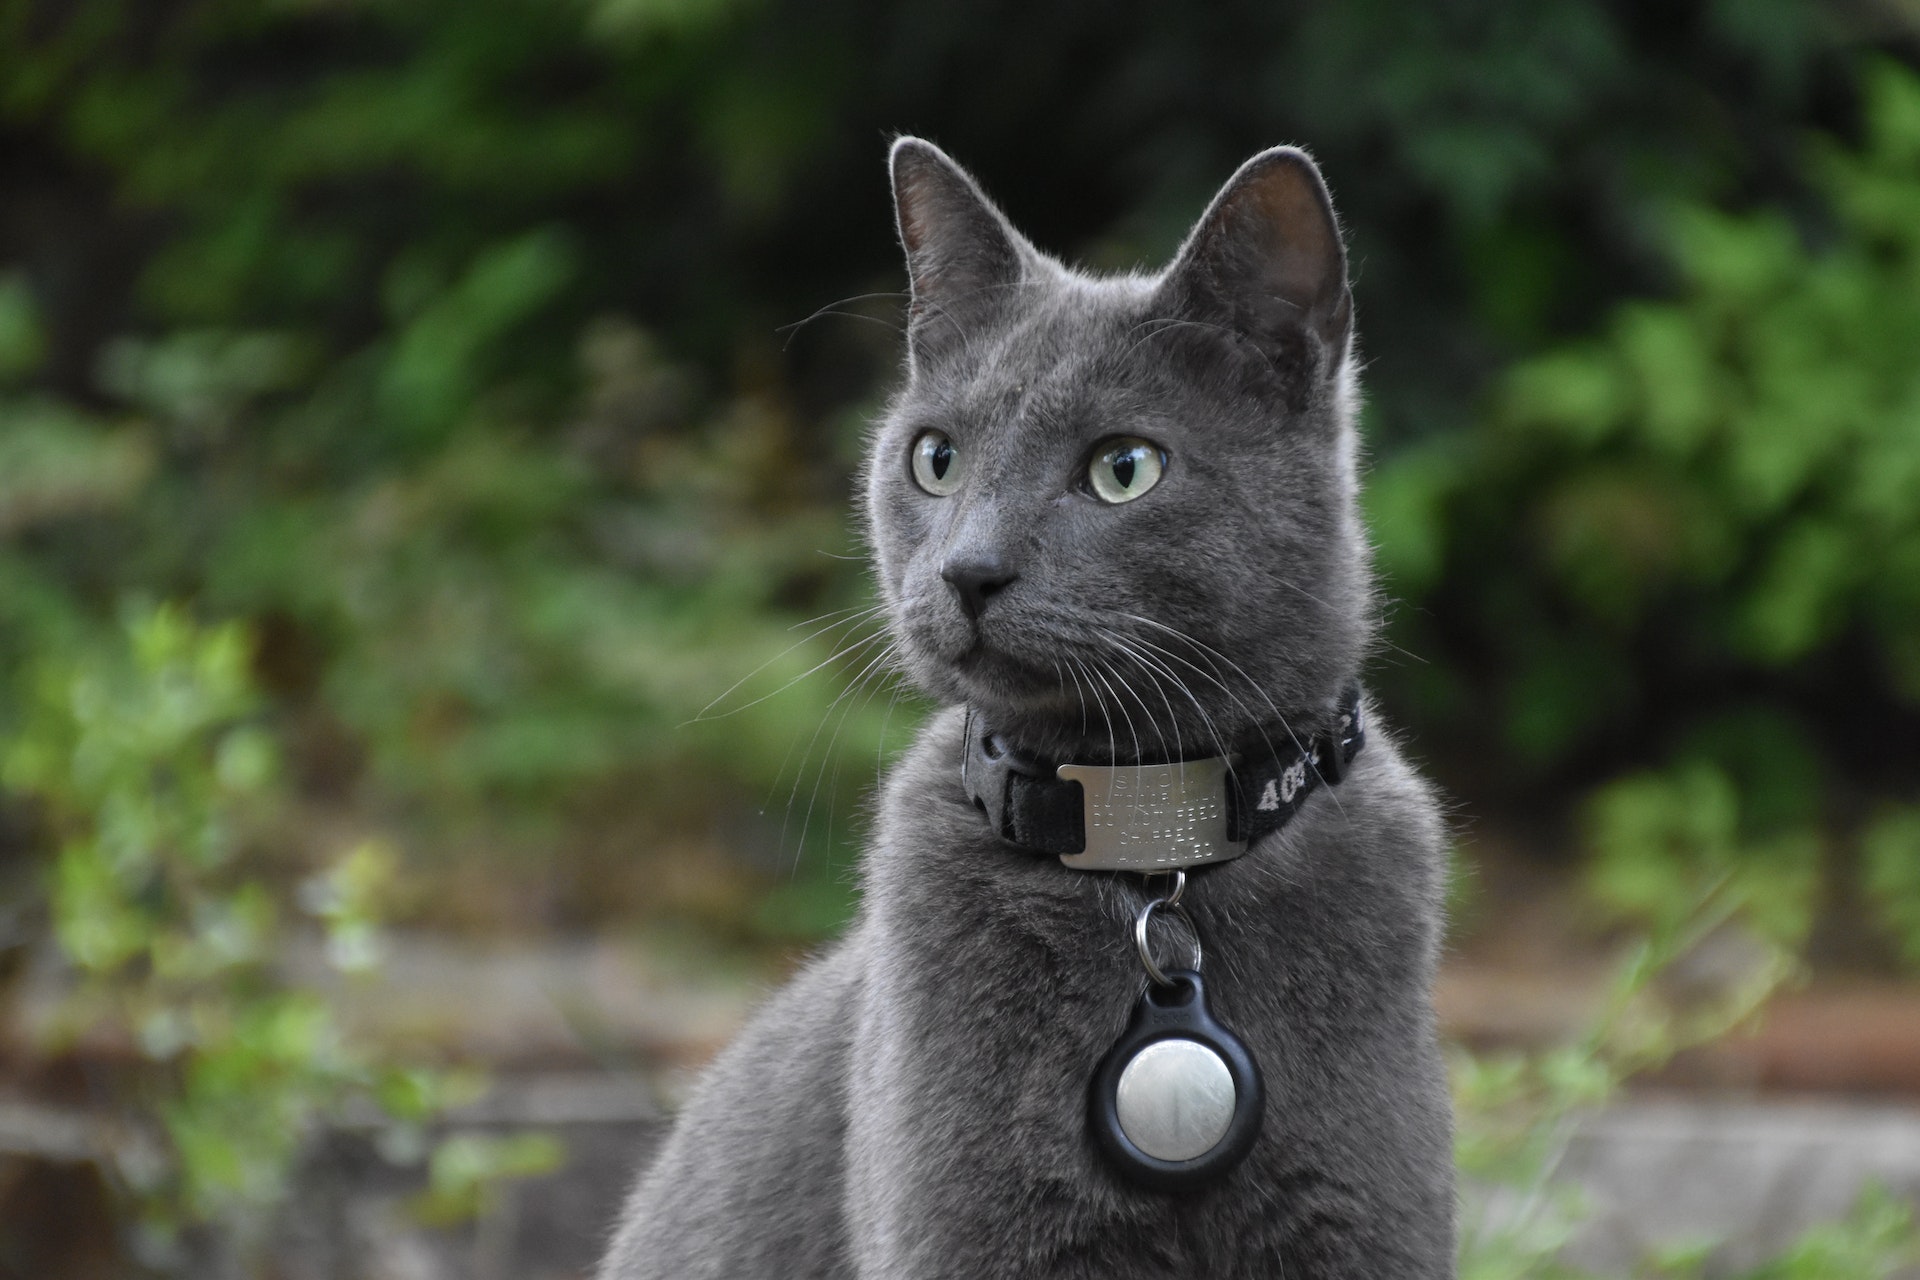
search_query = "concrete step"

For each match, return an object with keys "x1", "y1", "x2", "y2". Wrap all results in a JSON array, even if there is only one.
[
  {"x1": 7, "y1": 1078, "x2": 1918, "y2": 1276},
  {"x1": 293, "y1": 1087, "x2": 1920, "y2": 1279}
]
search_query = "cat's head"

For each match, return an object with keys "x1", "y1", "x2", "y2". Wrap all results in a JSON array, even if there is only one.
[{"x1": 865, "y1": 138, "x2": 1372, "y2": 764}]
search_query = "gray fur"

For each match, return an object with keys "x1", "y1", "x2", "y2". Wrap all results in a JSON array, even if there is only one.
[{"x1": 601, "y1": 138, "x2": 1456, "y2": 1279}]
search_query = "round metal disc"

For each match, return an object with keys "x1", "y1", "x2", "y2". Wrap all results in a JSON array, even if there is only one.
[{"x1": 1114, "y1": 1037, "x2": 1236, "y2": 1162}]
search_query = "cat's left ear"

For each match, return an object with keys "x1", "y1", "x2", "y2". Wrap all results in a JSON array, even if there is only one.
[
  {"x1": 1157, "y1": 147, "x2": 1352, "y2": 370},
  {"x1": 890, "y1": 137, "x2": 1035, "y2": 363}
]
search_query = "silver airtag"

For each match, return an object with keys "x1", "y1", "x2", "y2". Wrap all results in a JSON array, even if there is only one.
[
  {"x1": 1114, "y1": 1037, "x2": 1236, "y2": 1161},
  {"x1": 1089, "y1": 969, "x2": 1264, "y2": 1192}
]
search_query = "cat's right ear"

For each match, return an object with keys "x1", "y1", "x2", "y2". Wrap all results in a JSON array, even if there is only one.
[
  {"x1": 1157, "y1": 146, "x2": 1353, "y2": 375},
  {"x1": 890, "y1": 137, "x2": 1031, "y2": 365}
]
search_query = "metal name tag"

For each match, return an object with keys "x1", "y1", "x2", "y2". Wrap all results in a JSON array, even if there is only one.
[{"x1": 1055, "y1": 756, "x2": 1246, "y2": 872}]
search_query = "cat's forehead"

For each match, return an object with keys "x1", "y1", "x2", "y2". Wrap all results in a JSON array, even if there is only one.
[{"x1": 931, "y1": 275, "x2": 1165, "y2": 423}]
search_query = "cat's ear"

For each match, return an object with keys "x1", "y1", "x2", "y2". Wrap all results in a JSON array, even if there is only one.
[
  {"x1": 890, "y1": 137, "x2": 1032, "y2": 361},
  {"x1": 1158, "y1": 146, "x2": 1352, "y2": 369}
]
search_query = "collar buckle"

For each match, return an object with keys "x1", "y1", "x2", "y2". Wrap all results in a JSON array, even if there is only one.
[{"x1": 964, "y1": 725, "x2": 1042, "y2": 841}]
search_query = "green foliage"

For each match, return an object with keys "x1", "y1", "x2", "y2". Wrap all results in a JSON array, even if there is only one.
[
  {"x1": 0, "y1": 606, "x2": 537, "y2": 1266},
  {"x1": 0, "y1": 0, "x2": 1899, "y2": 924},
  {"x1": 1455, "y1": 890, "x2": 1917, "y2": 1279},
  {"x1": 0, "y1": 0, "x2": 1917, "y2": 1263},
  {"x1": 0, "y1": 0, "x2": 901, "y2": 899},
  {"x1": 1862, "y1": 806, "x2": 1920, "y2": 966},
  {"x1": 1383, "y1": 57, "x2": 1920, "y2": 717},
  {"x1": 1585, "y1": 762, "x2": 1821, "y2": 946},
  {"x1": 2, "y1": 608, "x2": 324, "y2": 1237},
  {"x1": 0, "y1": 272, "x2": 46, "y2": 379},
  {"x1": 1738, "y1": 1186, "x2": 1920, "y2": 1279},
  {"x1": 410, "y1": 1131, "x2": 566, "y2": 1227},
  {"x1": 1456, "y1": 887, "x2": 1794, "y2": 1277},
  {"x1": 1373, "y1": 58, "x2": 1920, "y2": 963}
]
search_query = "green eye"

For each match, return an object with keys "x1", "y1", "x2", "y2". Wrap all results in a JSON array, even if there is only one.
[
  {"x1": 1087, "y1": 437, "x2": 1166, "y2": 504},
  {"x1": 910, "y1": 430, "x2": 963, "y2": 496}
]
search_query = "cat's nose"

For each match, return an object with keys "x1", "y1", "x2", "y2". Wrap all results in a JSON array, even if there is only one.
[{"x1": 941, "y1": 554, "x2": 1018, "y2": 619}]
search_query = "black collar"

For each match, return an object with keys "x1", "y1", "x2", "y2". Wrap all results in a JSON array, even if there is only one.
[{"x1": 961, "y1": 682, "x2": 1365, "y2": 864}]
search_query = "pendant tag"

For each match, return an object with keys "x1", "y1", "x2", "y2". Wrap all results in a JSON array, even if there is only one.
[
  {"x1": 1089, "y1": 969, "x2": 1263, "y2": 1192},
  {"x1": 1055, "y1": 757, "x2": 1245, "y2": 871}
]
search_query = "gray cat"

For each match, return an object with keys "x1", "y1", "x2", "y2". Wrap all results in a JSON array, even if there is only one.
[{"x1": 600, "y1": 138, "x2": 1455, "y2": 1278}]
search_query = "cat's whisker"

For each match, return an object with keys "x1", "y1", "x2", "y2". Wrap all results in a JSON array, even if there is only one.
[
  {"x1": 1066, "y1": 655, "x2": 1092, "y2": 736},
  {"x1": 1120, "y1": 623, "x2": 1282, "y2": 763},
  {"x1": 1085, "y1": 659, "x2": 1144, "y2": 766},
  {"x1": 1072, "y1": 655, "x2": 1119, "y2": 768},
  {"x1": 792, "y1": 663, "x2": 899, "y2": 875},
  {"x1": 1123, "y1": 622, "x2": 1347, "y2": 822},
  {"x1": 687, "y1": 605, "x2": 886, "y2": 724},
  {"x1": 1106, "y1": 648, "x2": 1174, "y2": 760},
  {"x1": 709, "y1": 620, "x2": 889, "y2": 727},
  {"x1": 1107, "y1": 633, "x2": 1230, "y2": 763},
  {"x1": 1120, "y1": 613, "x2": 1309, "y2": 761},
  {"x1": 777, "y1": 291, "x2": 910, "y2": 349},
  {"x1": 912, "y1": 277, "x2": 1046, "y2": 363},
  {"x1": 876, "y1": 674, "x2": 909, "y2": 776},
  {"x1": 779, "y1": 310, "x2": 906, "y2": 350},
  {"x1": 758, "y1": 627, "x2": 892, "y2": 816},
  {"x1": 1118, "y1": 315, "x2": 1244, "y2": 363},
  {"x1": 1098, "y1": 629, "x2": 1186, "y2": 761},
  {"x1": 782, "y1": 639, "x2": 902, "y2": 874},
  {"x1": 786, "y1": 603, "x2": 884, "y2": 632},
  {"x1": 914, "y1": 301, "x2": 976, "y2": 362},
  {"x1": 1124, "y1": 632, "x2": 1258, "y2": 759},
  {"x1": 786, "y1": 289, "x2": 910, "y2": 317},
  {"x1": 1139, "y1": 623, "x2": 1351, "y2": 821}
]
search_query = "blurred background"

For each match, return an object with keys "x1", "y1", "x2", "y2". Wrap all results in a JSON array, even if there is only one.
[{"x1": 2, "y1": 1, "x2": 1919, "y2": 1276}]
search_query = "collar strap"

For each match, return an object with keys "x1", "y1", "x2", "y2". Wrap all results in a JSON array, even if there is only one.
[{"x1": 962, "y1": 682, "x2": 1365, "y2": 872}]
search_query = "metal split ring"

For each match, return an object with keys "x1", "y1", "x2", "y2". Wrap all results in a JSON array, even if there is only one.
[{"x1": 1134, "y1": 870, "x2": 1202, "y2": 987}]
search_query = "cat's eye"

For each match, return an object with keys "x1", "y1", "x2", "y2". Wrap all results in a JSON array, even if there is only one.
[
  {"x1": 1086, "y1": 437, "x2": 1166, "y2": 504},
  {"x1": 910, "y1": 430, "x2": 964, "y2": 496}
]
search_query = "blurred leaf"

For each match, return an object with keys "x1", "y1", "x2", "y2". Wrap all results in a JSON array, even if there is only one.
[
  {"x1": 1586, "y1": 762, "x2": 1820, "y2": 945},
  {"x1": 0, "y1": 402, "x2": 154, "y2": 534},
  {"x1": 1862, "y1": 806, "x2": 1920, "y2": 968},
  {"x1": 1738, "y1": 1183, "x2": 1920, "y2": 1279},
  {"x1": 378, "y1": 230, "x2": 579, "y2": 442},
  {"x1": 0, "y1": 272, "x2": 46, "y2": 382},
  {"x1": 410, "y1": 1131, "x2": 565, "y2": 1227}
]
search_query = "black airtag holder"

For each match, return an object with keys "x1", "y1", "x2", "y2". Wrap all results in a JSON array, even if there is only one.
[{"x1": 1089, "y1": 970, "x2": 1264, "y2": 1193}]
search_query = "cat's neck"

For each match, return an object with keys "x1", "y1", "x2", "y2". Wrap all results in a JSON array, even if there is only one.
[
  {"x1": 957, "y1": 683, "x2": 1367, "y2": 870},
  {"x1": 963, "y1": 690, "x2": 1354, "y2": 770}
]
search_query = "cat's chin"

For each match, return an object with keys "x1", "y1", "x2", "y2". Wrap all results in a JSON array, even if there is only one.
[
  {"x1": 945, "y1": 645, "x2": 1072, "y2": 709},
  {"x1": 941, "y1": 650, "x2": 1162, "y2": 765}
]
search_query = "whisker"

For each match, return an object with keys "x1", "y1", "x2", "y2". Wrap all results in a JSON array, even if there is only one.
[
  {"x1": 758, "y1": 627, "x2": 891, "y2": 814},
  {"x1": 777, "y1": 291, "x2": 910, "y2": 347},
  {"x1": 1073, "y1": 655, "x2": 1118, "y2": 769},
  {"x1": 1119, "y1": 617, "x2": 1344, "y2": 824},
  {"x1": 1107, "y1": 632, "x2": 1226, "y2": 762},
  {"x1": 1124, "y1": 633, "x2": 1255, "y2": 756},
  {"x1": 1119, "y1": 613, "x2": 1306, "y2": 760},
  {"x1": 1118, "y1": 621, "x2": 1281, "y2": 762},
  {"x1": 1118, "y1": 315, "x2": 1244, "y2": 363},
  {"x1": 1100, "y1": 629, "x2": 1183, "y2": 761},
  {"x1": 786, "y1": 603, "x2": 883, "y2": 632},
  {"x1": 782, "y1": 640, "x2": 902, "y2": 873},
  {"x1": 1064, "y1": 656, "x2": 1091, "y2": 736},
  {"x1": 910, "y1": 277, "x2": 1046, "y2": 363},
  {"x1": 687, "y1": 610, "x2": 886, "y2": 724},
  {"x1": 780, "y1": 309, "x2": 905, "y2": 350},
  {"x1": 1085, "y1": 659, "x2": 1144, "y2": 767}
]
